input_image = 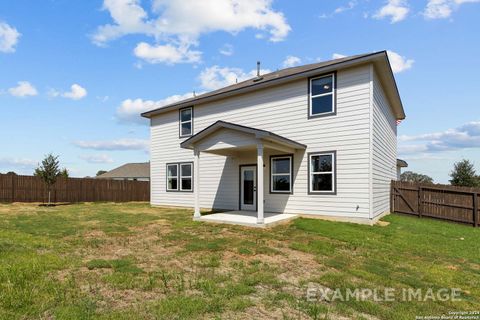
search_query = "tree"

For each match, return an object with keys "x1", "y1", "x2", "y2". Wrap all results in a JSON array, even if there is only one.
[
  {"x1": 34, "y1": 154, "x2": 60, "y2": 205},
  {"x1": 59, "y1": 168, "x2": 69, "y2": 178},
  {"x1": 96, "y1": 170, "x2": 107, "y2": 176},
  {"x1": 400, "y1": 171, "x2": 434, "y2": 184},
  {"x1": 450, "y1": 159, "x2": 478, "y2": 187}
]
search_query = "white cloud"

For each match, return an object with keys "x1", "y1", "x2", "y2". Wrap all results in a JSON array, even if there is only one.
[
  {"x1": 282, "y1": 55, "x2": 301, "y2": 68},
  {"x1": 399, "y1": 121, "x2": 480, "y2": 154},
  {"x1": 424, "y1": 0, "x2": 453, "y2": 18},
  {"x1": 74, "y1": 138, "x2": 149, "y2": 151},
  {"x1": 8, "y1": 81, "x2": 38, "y2": 97},
  {"x1": 332, "y1": 53, "x2": 347, "y2": 59},
  {"x1": 198, "y1": 65, "x2": 271, "y2": 91},
  {"x1": 334, "y1": 1, "x2": 358, "y2": 14},
  {"x1": 0, "y1": 21, "x2": 21, "y2": 53},
  {"x1": 97, "y1": 95, "x2": 110, "y2": 102},
  {"x1": 116, "y1": 63, "x2": 272, "y2": 124},
  {"x1": 374, "y1": 0, "x2": 409, "y2": 23},
  {"x1": 47, "y1": 88, "x2": 60, "y2": 98},
  {"x1": 386, "y1": 50, "x2": 414, "y2": 73},
  {"x1": 400, "y1": 154, "x2": 451, "y2": 161},
  {"x1": 0, "y1": 157, "x2": 37, "y2": 168},
  {"x1": 93, "y1": 0, "x2": 290, "y2": 64},
  {"x1": 149, "y1": 0, "x2": 290, "y2": 42},
  {"x1": 62, "y1": 84, "x2": 87, "y2": 100},
  {"x1": 320, "y1": 1, "x2": 357, "y2": 19},
  {"x1": 79, "y1": 154, "x2": 114, "y2": 164},
  {"x1": 116, "y1": 93, "x2": 196, "y2": 124},
  {"x1": 219, "y1": 43, "x2": 234, "y2": 56},
  {"x1": 92, "y1": 0, "x2": 153, "y2": 45},
  {"x1": 133, "y1": 42, "x2": 201, "y2": 64},
  {"x1": 423, "y1": 0, "x2": 480, "y2": 19},
  {"x1": 331, "y1": 50, "x2": 412, "y2": 73},
  {"x1": 49, "y1": 84, "x2": 88, "y2": 100}
]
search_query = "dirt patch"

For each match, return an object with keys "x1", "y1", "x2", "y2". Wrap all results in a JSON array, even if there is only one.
[
  {"x1": 80, "y1": 234, "x2": 175, "y2": 266},
  {"x1": 241, "y1": 304, "x2": 310, "y2": 320},
  {"x1": 0, "y1": 202, "x2": 44, "y2": 214},
  {"x1": 83, "y1": 230, "x2": 107, "y2": 238}
]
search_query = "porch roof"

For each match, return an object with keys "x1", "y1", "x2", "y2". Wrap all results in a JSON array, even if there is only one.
[{"x1": 180, "y1": 120, "x2": 307, "y2": 153}]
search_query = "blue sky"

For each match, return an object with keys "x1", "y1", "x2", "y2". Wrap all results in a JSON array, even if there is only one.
[{"x1": 0, "y1": 0, "x2": 479, "y2": 182}]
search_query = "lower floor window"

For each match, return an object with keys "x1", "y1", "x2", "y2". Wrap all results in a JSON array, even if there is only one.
[
  {"x1": 309, "y1": 151, "x2": 336, "y2": 193},
  {"x1": 180, "y1": 163, "x2": 192, "y2": 191},
  {"x1": 167, "y1": 162, "x2": 193, "y2": 192},
  {"x1": 270, "y1": 155, "x2": 292, "y2": 193}
]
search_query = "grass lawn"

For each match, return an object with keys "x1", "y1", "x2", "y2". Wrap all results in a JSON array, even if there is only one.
[{"x1": 0, "y1": 202, "x2": 479, "y2": 319}]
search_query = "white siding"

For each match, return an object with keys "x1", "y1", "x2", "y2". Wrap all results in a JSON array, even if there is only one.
[
  {"x1": 150, "y1": 65, "x2": 376, "y2": 219},
  {"x1": 196, "y1": 128, "x2": 257, "y2": 152},
  {"x1": 371, "y1": 69, "x2": 397, "y2": 218}
]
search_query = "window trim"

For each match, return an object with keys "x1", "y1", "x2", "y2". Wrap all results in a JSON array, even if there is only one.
[
  {"x1": 179, "y1": 106, "x2": 193, "y2": 138},
  {"x1": 307, "y1": 151, "x2": 337, "y2": 195},
  {"x1": 180, "y1": 163, "x2": 193, "y2": 192},
  {"x1": 269, "y1": 154, "x2": 294, "y2": 194},
  {"x1": 308, "y1": 72, "x2": 337, "y2": 119},
  {"x1": 166, "y1": 162, "x2": 194, "y2": 192},
  {"x1": 166, "y1": 163, "x2": 179, "y2": 191}
]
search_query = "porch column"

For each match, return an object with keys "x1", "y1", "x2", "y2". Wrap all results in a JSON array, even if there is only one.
[
  {"x1": 194, "y1": 148, "x2": 201, "y2": 218},
  {"x1": 257, "y1": 142, "x2": 264, "y2": 224}
]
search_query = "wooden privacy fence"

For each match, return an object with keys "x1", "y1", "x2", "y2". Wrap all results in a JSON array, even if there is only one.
[
  {"x1": 391, "y1": 180, "x2": 479, "y2": 227},
  {"x1": 0, "y1": 174, "x2": 150, "y2": 203}
]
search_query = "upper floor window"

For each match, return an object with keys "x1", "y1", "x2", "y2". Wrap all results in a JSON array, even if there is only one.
[
  {"x1": 309, "y1": 73, "x2": 335, "y2": 118},
  {"x1": 179, "y1": 107, "x2": 193, "y2": 137},
  {"x1": 270, "y1": 155, "x2": 293, "y2": 194},
  {"x1": 309, "y1": 151, "x2": 336, "y2": 194}
]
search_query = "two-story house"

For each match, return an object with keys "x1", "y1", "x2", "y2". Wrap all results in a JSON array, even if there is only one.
[{"x1": 141, "y1": 51, "x2": 406, "y2": 226}]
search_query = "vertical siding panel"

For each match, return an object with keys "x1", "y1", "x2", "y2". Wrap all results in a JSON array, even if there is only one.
[{"x1": 372, "y1": 70, "x2": 398, "y2": 217}]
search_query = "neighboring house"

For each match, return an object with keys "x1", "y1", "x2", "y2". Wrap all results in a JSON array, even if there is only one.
[
  {"x1": 396, "y1": 159, "x2": 408, "y2": 180},
  {"x1": 142, "y1": 51, "x2": 406, "y2": 225},
  {"x1": 97, "y1": 162, "x2": 150, "y2": 181}
]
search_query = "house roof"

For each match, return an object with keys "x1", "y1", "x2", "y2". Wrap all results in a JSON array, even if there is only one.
[
  {"x1": 141, "y1": 51, "x2": 405, "y2": 120},
  {"x1": 97, "y1": 162, "x2": 150, "y2": 179},
  {"x1": 397, "y1": 159, "x2": 408, "y2": 168},
  {"x1": 180, "y1": 120, "x2": 307, "y2": 151}
]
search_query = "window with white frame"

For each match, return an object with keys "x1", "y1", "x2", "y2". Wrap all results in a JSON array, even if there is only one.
[
  {"x1": 180, "y1": 163, "x2": 193, "y2": 191},
  {"x1": 270, "y1": 155, "x2": 292, "y2": 193},
  {"x1": 166, "y1": 164, "x2": 178, "y2": 191},
  {"x1": 167, "y1": 162, "x2": 193, "y2": 192},
  {"x1": 309, "y1": 152, "x2": 335, "y2": 193},
  {"x1": 309, "y1": 74, "x2": 335, "y2": 117},
  {"x1": 179, "y1": 107, "x2": 193, "y2": 137}
]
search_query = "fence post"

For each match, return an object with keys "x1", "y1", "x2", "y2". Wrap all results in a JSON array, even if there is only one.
[
  {"x1": 473, "y1": 193, "x2": 478, "y2": 227},
  {"x1": 418, "y1": 186, "x2": 423, "y2": 218},
  {"x1": 390, "y1": 181, "x2": 394, "y2": 213}
]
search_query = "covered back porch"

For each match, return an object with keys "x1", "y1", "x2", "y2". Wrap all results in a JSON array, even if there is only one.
[{"x1": 180, "y1": 120, "x2": 306, "y2": 226}]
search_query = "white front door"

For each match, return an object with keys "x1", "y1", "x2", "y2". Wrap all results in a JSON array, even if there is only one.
[{"x1": 240, "y1": 166, "x2": 257, "y2": 211}]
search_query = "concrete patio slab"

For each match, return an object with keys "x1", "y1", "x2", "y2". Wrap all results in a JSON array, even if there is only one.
[{"x1": 194, "y1": 210, "x2": 298, "y2": 228}]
